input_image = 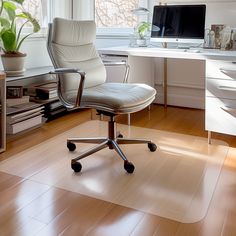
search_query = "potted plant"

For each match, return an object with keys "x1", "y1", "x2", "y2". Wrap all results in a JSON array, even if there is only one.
[
  {"x1": 135, "y1": 21, "x2": 151, "y2": 47},
  {"x1": 0, "y1": 0, "x2": 40, "y2": 76}
]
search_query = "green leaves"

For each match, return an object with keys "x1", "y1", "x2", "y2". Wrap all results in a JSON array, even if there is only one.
[
  {"x1": 0, "y1": 16, "x2": 10, "y2": 28},
  {"x1": 1, "y1": 29, "x2": 16, "y2": 52},
  {"x1": 3, "y1": 1, "x2": 17, "y2": 21},
  {"x1": 10, "y1": 0, "x2": 24, "y2": 4},
  {"x1": 0, "y1": 0, "x2": 40, "y2": 53},
  {"x1": 137, "y1": 22, "x2": 151, "y2": 39},
  {"x1": 20, "y1": 12, "x2": 40, "y2": 33}
]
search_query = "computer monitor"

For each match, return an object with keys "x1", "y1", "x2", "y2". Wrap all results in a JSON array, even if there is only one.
[{"x1": 151, "y1": 5, "x2": 206, "y2": 44}]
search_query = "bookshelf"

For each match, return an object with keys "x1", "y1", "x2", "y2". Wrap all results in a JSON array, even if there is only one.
[
  {"x1": 1, "y1": 66, "x2": 53, "y2": 152},
  {"x1": 0, "y1": 72, "x2": 6, "y2": 153}
]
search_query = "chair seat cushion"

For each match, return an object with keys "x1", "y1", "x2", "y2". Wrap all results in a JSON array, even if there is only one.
[{"x1": 78, "y1": 83, "x2": 156, "y2": 114}]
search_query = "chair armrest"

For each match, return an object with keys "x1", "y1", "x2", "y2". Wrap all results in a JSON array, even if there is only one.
[
  {"x1": 103, "y1": 60, "x2": 130, "y2": 83},
  {"x1": 49, "y1": 68, "x2": 85, "y2": 76},
  {"x1": 49, "y1": 68, "x2": 86, "y2": 109}
]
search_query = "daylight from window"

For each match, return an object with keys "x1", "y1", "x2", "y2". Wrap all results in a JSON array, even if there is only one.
[
  {"x1": 17, "y1": 0, "x2": 44, "y2": 28},
  {"x1": 95, "y1": 0, "x2": 138, "y2": 28}
]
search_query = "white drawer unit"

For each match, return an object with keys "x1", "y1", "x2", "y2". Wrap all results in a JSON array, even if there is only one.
[
  {"x1": 206, "y1": 60, "x2": 236, "y2": 81},
  {"x1": 206, "y1": 78, "x2": 236, "y2": 99},
  {"x1": 206, "y1": 97, "x2": 236, "y2": 136},
  {"x1": 206, "y1": 59, "x2": 236, "y2": 137}
]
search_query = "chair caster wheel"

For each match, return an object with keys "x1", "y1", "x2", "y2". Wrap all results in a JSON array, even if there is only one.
[
  {"x1": 67, "y1": 142, "x2": 76, "y2": 151},
  {"x1": 148, "y1": 142, "x2": 157, "y2": 152},
  {"x1": 124, "y1": 161, "x2": 135, "y2": 174},
  {"x1": 117, "y1": 133, "x2": 123, "y2": 138},
  {"x1": 71, "y1": 160, "x2": 82, "y2": 172}
]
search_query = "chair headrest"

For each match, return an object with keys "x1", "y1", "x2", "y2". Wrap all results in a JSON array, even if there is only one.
[{"x1": 51, "y1": 18, "x2": 96, "y2": 46}]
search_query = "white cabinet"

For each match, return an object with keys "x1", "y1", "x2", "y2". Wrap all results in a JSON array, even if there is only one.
[
  {"x1": 155, "y1": 58, "x2": 205, "y2": 109},
  {"x1": 205, "y1": 59, "x2": 236, "y2": 135},
  {"x1": 101, "y1": 53, "x2": 155, "y2": 87}
]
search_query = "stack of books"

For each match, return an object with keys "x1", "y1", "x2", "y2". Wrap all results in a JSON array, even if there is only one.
[
  {"x1": 44, "y1": 100, "x2": 67, "y2": 120},
  {"x1": 6, "y1": 95, "x2": 30, "y2": 107},
  {"x1": 24, "y1": 81, "x2": 68, "y2": 120},
  {"x1": 25, "y1": 81, "x2": 58, "y2": 103},
  {"x1": 6, "y1": 102, "x2": 44, "y2": 134}
]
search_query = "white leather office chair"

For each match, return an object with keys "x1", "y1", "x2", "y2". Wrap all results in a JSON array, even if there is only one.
[{"x1": 47, "y1": 18, "x2": 157, "y2": 173}]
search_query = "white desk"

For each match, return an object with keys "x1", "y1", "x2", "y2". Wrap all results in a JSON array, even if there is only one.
[
  {"x1": 100, "y1": 46, "x2": 236, "y2": 61},
  {"x1": 99, "y1": 46, "x2": 236, "y2": 142}
]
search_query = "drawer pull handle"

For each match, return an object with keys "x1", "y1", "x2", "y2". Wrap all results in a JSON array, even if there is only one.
[
  {"x1": 220, "y1": 69, "x2": 236, "y2": 80},
  {"x1": 218, "y1": 86, "x2": 236, "y2": 91},
  {"x1": 220, "y1": 69, "x2": 236, "y2": 73},
  {"x1": 221, "y1": 106, "x2": 236, "y2": 111},
  {"x1": 221, "y1": 106, "x2": 236, "y2": 117}
]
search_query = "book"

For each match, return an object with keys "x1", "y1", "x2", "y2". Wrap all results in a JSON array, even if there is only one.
[
  {"x1": 6, "y1": 107, "x2": 44, "y2": 124},
  {"x1": 6, "y1": 96, "x2": 30, "y2": 107},
  {"x1": 45, "y1": 107, "x2": 67, "y2": 117},
  {"x1": 24, "y1": 81, "x2": 57, "y2": 99},
  {"x1": 46, "y1": 100, "x2": 63, "y2": 110},
  {"x1": 30, "y1": 96, "x2": 59, "y2": 104},
  {"x1": 35, "y1": 89, "x2": 58, "y2": 100},
  {"x1": 6, "y1": 114, "x2": 43, "y2": 134},
  {"x1": 6, "y1": 102, "x2": 42, "y2": 115}
]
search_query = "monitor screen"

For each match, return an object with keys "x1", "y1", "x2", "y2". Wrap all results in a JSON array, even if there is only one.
[{"x1": 151, "y1": 5, "x2": 206, "y2": 44}]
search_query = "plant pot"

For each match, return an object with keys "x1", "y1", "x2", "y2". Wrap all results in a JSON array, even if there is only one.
[
  {"x1": 1, "y1": 53, "x2": 26, "y2": 76},
  {"x1": 136, "y1": 38, "x2": 147, "y2": 47}
]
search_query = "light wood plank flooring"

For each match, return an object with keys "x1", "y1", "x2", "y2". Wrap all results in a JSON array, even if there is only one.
[{"x1": 1, "y1": 104, "x2": 236, "y2": 236}]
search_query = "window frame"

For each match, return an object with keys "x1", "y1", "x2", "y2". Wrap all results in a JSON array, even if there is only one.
[
  {"x1": 94, "y1": 0, "x2": 152, "y2": 38},
  {"x1": 17, "y1": 0, "x2": 52, "y2": 38},
  {"x1": 22, "y1": 0, "x2": 71, "y2": 38}
]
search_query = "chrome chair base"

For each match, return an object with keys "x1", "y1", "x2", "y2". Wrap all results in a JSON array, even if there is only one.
[{"x1": 68, "y1": 116, "x2": 157, "y2": 173}]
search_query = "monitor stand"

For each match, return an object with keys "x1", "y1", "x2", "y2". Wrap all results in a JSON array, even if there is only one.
[
  {"x1": 177, "y1": 44, "x2": 190, "y2": 49},
  {"x1": 161, "y1": 42, "x2": 190, "y2": 49}
]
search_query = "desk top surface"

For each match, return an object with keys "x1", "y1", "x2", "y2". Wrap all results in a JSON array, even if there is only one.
[{"x1": 99, "y1": 46, "x2": 236, "y2": 61}]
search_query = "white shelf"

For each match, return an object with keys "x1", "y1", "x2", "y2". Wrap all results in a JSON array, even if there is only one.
[
  {"x1": 6, "y1": 66, "x2": 53, "y2": 82},
  {"x1": 0, "y1": 66, "x2": 53, "y2": 152}
]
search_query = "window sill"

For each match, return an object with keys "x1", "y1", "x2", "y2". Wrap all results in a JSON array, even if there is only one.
[{"x1": 96, "y1": 33, "x2": 130, "y2": 40}]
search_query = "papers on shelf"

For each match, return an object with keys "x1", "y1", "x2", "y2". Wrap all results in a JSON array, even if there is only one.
[{"x1": 6, "y1": 114, "x2": 43, "y2": 134}]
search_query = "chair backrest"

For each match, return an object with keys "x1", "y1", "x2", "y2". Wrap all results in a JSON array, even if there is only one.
[{"x1": 47, "y1": 18, "x2": 106, "y2": 95}]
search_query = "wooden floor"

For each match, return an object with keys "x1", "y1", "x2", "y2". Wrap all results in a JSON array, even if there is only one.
[{"x1": 1, "y1": 104, "x2": 236, "y2": 235}]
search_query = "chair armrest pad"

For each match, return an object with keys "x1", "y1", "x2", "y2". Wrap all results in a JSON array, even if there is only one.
[{"x1": 50, "y1": 68, "x2": 85, "y2": 76}]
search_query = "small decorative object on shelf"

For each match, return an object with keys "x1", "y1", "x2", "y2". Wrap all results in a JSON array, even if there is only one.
[
  {"x1": 6, "y1": 86, "x2": 23, "y2": 98},
  {"x1": 131, "y1": 7, "x2": 151, "y2": 47},
  {"x1": 211, "y1": 24, "x2": 225, "y2": 49},
  {"x1": 220, "y1": 26, "x2": 234, "y2": 51}
]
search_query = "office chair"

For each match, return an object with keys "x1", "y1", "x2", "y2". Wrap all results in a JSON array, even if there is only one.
[{"x1": 47, "y1": 18, "x2": 157, "y2": 173}]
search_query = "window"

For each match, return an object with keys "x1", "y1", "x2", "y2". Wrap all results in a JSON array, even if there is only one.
[
  {"x1": 95, "y1": 0, "x2": 150, "y2": 36},
  {"x1": 22, "y1": 0, "x2": 49, "y2": 28},
  {"x1": 13, "y1": 0, "x2": 51, "y2": 36},
  {"x1": 95, "y1": 0, "x2": 138, "y2": 28}
]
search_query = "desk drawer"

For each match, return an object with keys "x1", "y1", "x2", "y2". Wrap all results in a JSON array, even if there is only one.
[
  {"x1": 206, "y1": 78, "x2": 236, "y2": 99},
  {"x1": 206, "y1": 97, "x2": 236, "y2": 135},
  {"x1": 206, "y1": 60, "x2": 236, "y2": 80}
]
